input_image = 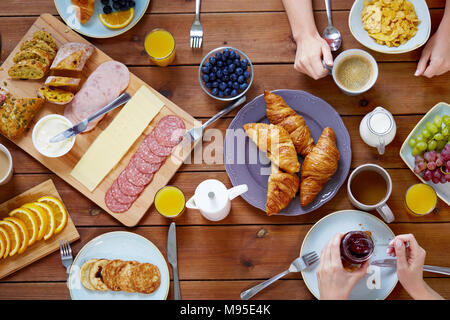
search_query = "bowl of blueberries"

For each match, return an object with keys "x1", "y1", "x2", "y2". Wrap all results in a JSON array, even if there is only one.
[{"x1": 199, "y1": 47, "x2": 253, "y2": 101}]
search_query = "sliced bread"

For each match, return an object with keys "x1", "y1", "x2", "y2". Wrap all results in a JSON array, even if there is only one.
[
  {"x1": 13, "y1": 47, "x2": 53, "y2": 67},
  {"x1": 8, "y1": 59, "x2": 48, "y2": 79}
]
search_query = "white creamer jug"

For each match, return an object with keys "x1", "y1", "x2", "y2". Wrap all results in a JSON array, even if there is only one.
[
  {"x1": 359, "y1": 106, "x2": 397, "y2": 155},
  {"x1": 186, "y1": 179, "x2": 248, "y2": 221}
]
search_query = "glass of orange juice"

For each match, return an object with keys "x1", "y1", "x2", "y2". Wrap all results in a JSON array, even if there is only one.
[
  {"x1": 144, "y1": 28, "x2": 176, "y2": 67},
  {"x1": 404, "y1": 183, "x2": 437, "y2": 216},
  {"x1": 154, "y1": 186, "x2": 186, "y2": 218}
]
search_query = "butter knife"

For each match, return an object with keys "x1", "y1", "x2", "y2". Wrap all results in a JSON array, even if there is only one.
[
  {"x1": 49, "y1": 92, "x2": 131, "y2": 143},
  {"x1": 168, "y1": 222, "x2": 181, "y2": 300},
  {"x1": 371, "y1": 259, "x2": 450, "y2": 276}
]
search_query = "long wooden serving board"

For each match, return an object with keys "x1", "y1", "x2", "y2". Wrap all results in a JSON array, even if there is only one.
[
  {"x1": 0, "y1": 14, "x2": 197, "y2": 227},
  {"x1": 0, "y1": 179, "x2": 79, "y2": 280}
]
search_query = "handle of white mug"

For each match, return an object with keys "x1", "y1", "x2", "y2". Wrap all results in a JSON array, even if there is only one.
[
  {"x1": 377, "y1": 136, "x2": 386, "y2": 155},
  {"x1": 376, "y1": 203, "x2": 395, "y2": 223},
  {"x1": 321, "y1": 60, "x2": 333, "y2": 74}
]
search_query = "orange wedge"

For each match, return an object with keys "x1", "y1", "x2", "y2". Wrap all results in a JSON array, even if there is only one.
[
  {"x1": 99, "y1": 8, "x2": 134, "y2": 29},
  {"x1": 33, "y1": 202, "x2": 55, "y2": 240},
  {"x1": 37, "y1": 196, "x2": 67, "y2": 234},
  {"x1": 4, "y1": 217, "x2": 29, "y2": 254},
  {"x1": 0, "y1": 220, "x2": 21, "y2": 257},
  {"x1": 0, "y1": 226, "x2": 10, "y2": 258},
  {"x1": 22, "y1": 202, "x2": 48, "y2": 241},
  {"x1": 9, "y1": 207, "x2": 39, "y2": 246}
]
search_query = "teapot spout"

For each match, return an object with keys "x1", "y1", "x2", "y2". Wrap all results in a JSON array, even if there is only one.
[
  {"x1": 186, "y1": 196, "x2": 198, "y2": 209},
  {"x1": 227, "y1": 184, "x2": 248, "y2": 201}
]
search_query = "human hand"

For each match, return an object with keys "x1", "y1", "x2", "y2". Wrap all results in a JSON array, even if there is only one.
[
  {"x1": 317, "y1": 233, "x2": 369, "y2": 300},
  {"x1": 294, "y1": 33, "x2": 333, "y2": 80},
  {"x1": 415, "y1": 27, "x2": 450, "y2": 78}
]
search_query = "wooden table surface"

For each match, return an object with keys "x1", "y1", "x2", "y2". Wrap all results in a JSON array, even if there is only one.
[{"x1": 0, "y1": 0, "x2": 449, "y2": 300}]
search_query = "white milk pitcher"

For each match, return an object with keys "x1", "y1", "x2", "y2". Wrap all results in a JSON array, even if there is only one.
[
  {"x1": 186, "y1": 179, "x2": 248, "y2": 221},
  {"x1": 359, "y1": 106, "x2": 396, "y2": 155}
]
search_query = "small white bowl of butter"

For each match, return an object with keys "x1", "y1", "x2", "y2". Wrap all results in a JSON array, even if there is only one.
[{"x1": 32, "y1": 114, "x2": 75, "y2": 158}]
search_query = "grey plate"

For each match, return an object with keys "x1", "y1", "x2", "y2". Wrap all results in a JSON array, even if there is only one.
[{"x1": 224, "y1": 89, "x2": 351, "y2": 215}]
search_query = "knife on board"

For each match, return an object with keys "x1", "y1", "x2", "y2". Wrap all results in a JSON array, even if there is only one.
[{"x1": 168, "y1": 222, "x2": 181, "y2": 300}]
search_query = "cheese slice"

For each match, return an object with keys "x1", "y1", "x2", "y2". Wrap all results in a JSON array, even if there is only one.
[{"x1": 71, "y1": 86, "x2": 164, "y2": 191}]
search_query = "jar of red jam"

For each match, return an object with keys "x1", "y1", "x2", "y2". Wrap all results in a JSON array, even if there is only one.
[{"x1": 340, "y1": 231, "x2": 374, "y2": 265}]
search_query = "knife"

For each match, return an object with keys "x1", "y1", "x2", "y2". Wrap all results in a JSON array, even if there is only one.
[
  {"x1": 371, "y1": 259, "x2": 450, "y2": 276},
  {"x1": 167, "y1": 222, "x2": 181, "y2": 300},
  {"x1": 49, "y1": 92, "x2": 131, "y2": 143}
]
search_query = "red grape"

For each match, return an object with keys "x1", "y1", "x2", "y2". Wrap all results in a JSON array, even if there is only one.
[
  {"x1": 426, "y1": 161, "x2": 436, "y2": 170},
  {"x1": 423, "y1": 169, "x2": 432, "y2": 181}
]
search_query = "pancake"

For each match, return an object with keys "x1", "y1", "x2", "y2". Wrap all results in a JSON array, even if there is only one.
[
  {"x1": 89, "y1": 259, "x2": 109, "y2": 291},
  {"x1": 117, "y1": 261, "x2": 139, "y2": 293},
  {"x1": 131, "y1": 263, "x2": 161, "y2": 294},
  {"x1": 102, "y1": 259, "x2": 125, "y2": 291},
  {"x1": 80, "y1": 259, "x2": 97, "y2": 291}
]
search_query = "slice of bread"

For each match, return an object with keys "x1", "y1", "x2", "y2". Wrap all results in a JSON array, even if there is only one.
[
  {"x1": 20, "y1": 39, "x2": 56, "y2": 59},
  {"x1": 45, "y1": 76, "x2": 81, "y2": 89},
  {"x1": 13, "y1": 47, "x2": 53, "y2": 67},
  {"x1": 8, "y1": 59, "x2": 48, "y2": 79},
  {"x1": 38, "y1": 86, "x2": 74, "y2": 105},
  {"x1": 51, "y1": 42, "x2": 94, "y2": 72},
  {"x1": 32, "y1": 30, "x2": 57, "y2": 50}
]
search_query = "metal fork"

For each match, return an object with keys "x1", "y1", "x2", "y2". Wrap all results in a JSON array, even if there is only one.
[
  {"x1": 59, "y1": 240, "x2": 73, "y2": 274},
  {"x1": 190, "y1": 0, "x2": 203, "y2": 48},
  {"x1": 240, "y1": 251, "x2": 319, "y2": 300}
]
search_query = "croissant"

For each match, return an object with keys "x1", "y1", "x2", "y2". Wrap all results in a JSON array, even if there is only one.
[
  {"x1": 71, "y1": 0, "x2": 95, "y2": 24},
  {"x1": 266, "y1": 163, "x2": 300, "y2": 216},
  {"x1": 244, "y1": 123, "x2": 300, "y2": 174},
  {"x1": 264, "y1": 90, "x2": 315, "y2": 157},
  {"x1": 300, "y1": 127, "x2": 340, "y2": 206}
]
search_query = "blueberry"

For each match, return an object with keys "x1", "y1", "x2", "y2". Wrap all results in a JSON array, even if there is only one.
[
  {"x1": 222, "y1": 67, "x2": 229, "y2": 75},
  {"x1": 209, "y1": 57, "x2": 217, "y2": 65},
  {"x1": 238, "y1": 75, "x2": 245, "y2": 83},
  {"x1": 227, "y1": 81, "x2": 233, "y2": 88},
  {"x1": 229, "y1": 51, "x2": 236, "y2": 59},
  {"x1": 128, "y1": 0, "x2": 136, "y2": 7},
  {"x1": 120, "y1": 3, "x2": 129, "y2": 10},
  {"x1": 214, "y1": 70, "x2": 221, "y2": 79},
  {"x1": 232, "y1": 82, "x2": 239, "y2": 89},
  {"x1": 216, "y1": 60, "x2": 223, "y2": 68},
  {"x1": 212, "y1": 66, "x2": 218, "y2": 73},
  {"x1": 219, "y1": 82, "x2": 227, "y2": 91},
  {"x1": 215, "y1": 52, "x2": 223, "y2": 60},
  {"x1": 224, "y1": 88, "x2": 231, "y2": 96},
  {"x1": 222, "y1": 75, "x2": 229, "y2": 82},
  {"x1": 228, "y1": 63, "x2": 235, "y2": 72},
  {"x1": 223, "y1": 48, "x2": 230, "y2": 57},
  {"x1": 205, "y1": 82, "x2": 212, "y2": 88},
  {"x1": 209, "y1": 72, "x2": 216, "y2": 81},
  {"x1": 242, "y1": 64, "x2": 248, "y2": 71},
  {"x1": 235, "y1": 67, "x2": 243, "y2": 75},
  {"x1": 201, "y1": 66, "x2": 210, "y2": 74},
  {"x1": 212, "y1": 81, "x2": 219, "y2": 88},
  {"x1": 119, "y1": 0, "x2": 126, "y2": 5},
  {"x1": 218, "y1": 90, "x2": 225, "y2": 98},
  {"x1": 235, "y1": 53, "x2": 241, "y2": 60},
  {"x1": 231, "y1": 89, "x2": 238, "y2": 97},
  {"x1": 244, "y1": 71, "x2": 251, "y2": 79},
  {"x1": 240, "y1": 59, "x2": 248, "y2": 68},
  {"x1": 101, "y1": 0, "x2": 109, "y2": 5},
  {"x1": 112, "y1": 2, "x2": 121, "y2": 10},
  {"x1": 234, "y1": 59, "x2": 240, "y2": 66},
  {"x1": 239, "y1": 83, "x2": 248, "y2": 91},
  {"x1": 203, "y1": 62, "x2": 212, "y2": 69},
  {"x1": 230, "y1": 73, "x2": 237, "y2": 81},
  {"x1": 211, "y1": 88, "x2": 219, "y2": 96},
  {"x1": 202, "y1": 74, "x2": 209, "y2": 82},
  {"x1": 103, "y1": 5, "x2": 113, "y2": 13},
  {"x1": 227, "y1": 59, "x2": 233, "y2": 65}
]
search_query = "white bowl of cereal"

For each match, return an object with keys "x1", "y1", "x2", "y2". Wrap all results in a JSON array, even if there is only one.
[{"x1": 349, "y1": 0, "x2": 431, "y2": 54}]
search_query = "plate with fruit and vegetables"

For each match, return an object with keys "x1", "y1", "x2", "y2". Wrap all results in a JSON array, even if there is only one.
[
  {"x1": 400, "y1": 102, "x2": 450, "y2": 205},
  {"x1": 55, "y1": 0, "x2": 150, "y2": 38}
]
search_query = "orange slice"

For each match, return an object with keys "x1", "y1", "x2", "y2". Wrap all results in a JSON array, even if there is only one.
[
  {"x1": 0, "y1": 220, "x2": 21, "y2": 257},
  {"x1": 4, "y1": 217, "x2": 29, "y2": 254},
  {"x1": 33, "y1": 202, "x2": 55, "y2": 240},
  {"x1": 22, "y1": 202, "x2": 48, "y2": 241},
  {"x1": 9, "y1": 207, "x2": 39, "y2": 246},
  {"x1": 0, "y1": 226, "x2": 10, "y2": 258},
  {"x1": 0, "y1": 228, "x2": 6, "y2": 259},
  {"x1": 37, "y1": 196, "x2": 67, "y2": 234},
  {"x1": 99, "y1": 8, "x2": 134, "y2": 29}
]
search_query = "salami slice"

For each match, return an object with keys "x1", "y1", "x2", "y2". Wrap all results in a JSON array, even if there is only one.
[
  {"x1": 130, "y1": 154, "x2": 162, "y2": 174},
  {"x1": 154, "y1": 115, "x2": 186, "y2": 147},
  {"x1": 117, "y1": 170, "x2": 145, "y2": 196},
  {"x1": 145, "y1": 131, "x2": 173, "y2": 157},
  {"x1": 110, "y1": 180, "x2": 137, "y2": 204},
  {"x1": 125, "y1": 164, "x2": 154, "y2": 187},
  {"x1": 105, "y1": 188, "x2": 132, "y2": 213},
  {"x1": 136, "y1": 139, "x2": 166, "y2": 164}
]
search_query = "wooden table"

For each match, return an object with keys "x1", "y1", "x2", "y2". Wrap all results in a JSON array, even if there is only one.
[{"x1": 0, "y1": 0, "x2": 449, "y2": 300}]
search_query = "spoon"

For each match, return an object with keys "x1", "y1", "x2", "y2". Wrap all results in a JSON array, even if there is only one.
[{"x1": 323, "y1": 0, "x2": 342, "y2": 51}]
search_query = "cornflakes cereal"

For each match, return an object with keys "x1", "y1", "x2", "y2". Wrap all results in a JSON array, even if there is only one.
[{"x1": 362, "y1": 0, "x2": 419, "y2": 47}]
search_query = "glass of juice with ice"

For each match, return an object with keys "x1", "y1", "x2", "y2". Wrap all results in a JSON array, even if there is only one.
[
  {"x1": 404, "y1": 183, "x2": 437, "y2": 216},
  {"x1": 145, "y1": 28, "x2": 176, "y2": 67},
  {"x1": 154, "y1": 186, "x2": 186, "y2": 218}
]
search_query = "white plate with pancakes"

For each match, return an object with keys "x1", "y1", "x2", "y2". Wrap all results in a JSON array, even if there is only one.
[{"x1": 68, "y1": 231, "x2": 170, "y2": 300}]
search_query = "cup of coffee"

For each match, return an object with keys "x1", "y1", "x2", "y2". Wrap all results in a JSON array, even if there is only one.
[
  {"x1": 0, "y1": 144, "x2": 13, "y2": 186},
  {"x1": 323, "y1": 49, "x2": 378, "y2": 95},
  {"x1": 347, "y1": 163, "x2": 394, "y2": 223}
]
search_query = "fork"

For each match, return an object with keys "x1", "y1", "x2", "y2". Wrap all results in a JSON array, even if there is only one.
[
  {"x1": 190, "y1": 0, "x2": 203, "y2": 48},
  {"x1": 240, "y1": 251, "x2": 319, "y2": 300},
  {"x1": 59, "y1": 240, "x2": 73, "y2": 274}
]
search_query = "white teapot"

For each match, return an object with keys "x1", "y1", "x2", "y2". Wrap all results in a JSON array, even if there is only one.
[{"x1": 186, "y1": 179, "x2": 248, "y2": 221}]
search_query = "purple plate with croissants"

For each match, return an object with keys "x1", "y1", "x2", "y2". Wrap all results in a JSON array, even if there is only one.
[{"x1": 224, "y1": 89, "x2": 351, "y2": 216}]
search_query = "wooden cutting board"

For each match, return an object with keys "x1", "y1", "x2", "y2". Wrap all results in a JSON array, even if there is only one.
[
  {"x1": 0, "y1": 179, "x2": 79, "y2": 280},
  {"x1": 0, "y1": 14, "x2": 197, "y2": 227}
]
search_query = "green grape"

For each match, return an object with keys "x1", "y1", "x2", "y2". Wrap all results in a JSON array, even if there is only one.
[
  {"x1": 443, "y1": 126, "x2": 449, "y2": 137},
  {"x1": 416, "y1": 141, "x2": 427, "y2": 151},
  {"x1": 416, "y1": 134, "x2": 425, "y2": 142},
  {"x1": 433, "y1": 115, "x2": 443, "y2": 128},
  {"x1": 409, "y1": 138, "x2": 417, "y2": 147},
  {"x1": 443, "y1": 115, "x2": 450, "y2": 126},
  {"x1": 434, "y1": 133, "x2": 443, "y2": 141},
  {"x1": 428, "y1": 140, "x2": 437, "y2": 151},
  {"x1": 411, "y1": 147, "x2": 421, "y2": 156},
  {"x1": 426, "y1": 122, "x2": 439, "y2": 134},
  {"x1": 421, "y1": 128, "x2": 431, "y2": 139},
  {"x1": 437, "y1": 140, "x2": 446, "y2": 150}
]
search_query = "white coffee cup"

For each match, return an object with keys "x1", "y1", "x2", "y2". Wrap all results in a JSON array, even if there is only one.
[
  {"x1": 323, "y1": 49, "x2": 378, "y2": 96},
  {"x1": 347, "y1": 163, "x2": 395, "y2": 223},
  {"x1": 0, "y1": 144, "x2": 13, "y2": 186}
]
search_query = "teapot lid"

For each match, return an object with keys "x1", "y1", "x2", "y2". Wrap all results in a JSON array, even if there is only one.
[{"x1": 193, "y1": 179, "x2": 229, "y2": 214}]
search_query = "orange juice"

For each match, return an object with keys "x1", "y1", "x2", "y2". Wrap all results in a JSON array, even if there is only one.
[
  {"x1": 144, "y1": 29, "x2": 176, "y2": 67},
  {"x1": 405, "y1": 183, "x2": 437, "y2": 216},
  {"x1": 154, "y1": 186, "x2": 185, "y2": 218}
]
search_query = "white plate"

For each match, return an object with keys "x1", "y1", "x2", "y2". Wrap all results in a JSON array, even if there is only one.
[
  {"x1": 54, "y1": 0, "x2": 150, "y2": 38},
  {"x1": 349, "y1": 0, "x2": 431, "y2": 54},
  {"x1": 399, "y1": 102, "x2": 450, "y2": 205},
  {"x1": 68, "y1": 231, "x2": 170, "y2": 300},
  {"x1": 300, "y1": 210, "x2": 397, "y2": 300}
]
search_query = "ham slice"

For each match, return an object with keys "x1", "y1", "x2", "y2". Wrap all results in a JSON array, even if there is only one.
[{"x1": 64, "y1": 61, "x2": 130, "y2": 131}]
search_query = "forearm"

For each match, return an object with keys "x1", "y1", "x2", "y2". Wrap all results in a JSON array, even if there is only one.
[
  {"x1": 282, "y1": 0, "x2": 320, "y2": 41},
  {"x1": 407, "y1": 280, "x2": 444, "y2": 300}
]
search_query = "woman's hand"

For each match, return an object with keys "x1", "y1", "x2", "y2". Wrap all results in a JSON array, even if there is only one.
[
  {"x1": 294, "y1": 33, "x2": 333, "y2": 80},
  {"x1": 317, "y1": 233, "x2": 369, "y2": 300},
  {"x1": 415, "y1": 27, "x2": 450, "y2": 78}
]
